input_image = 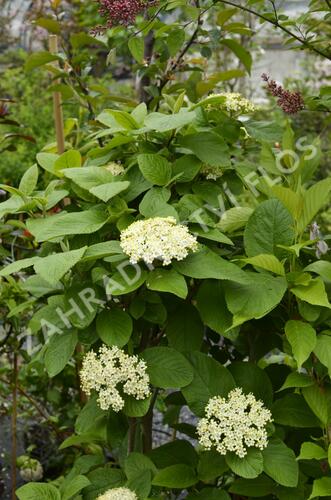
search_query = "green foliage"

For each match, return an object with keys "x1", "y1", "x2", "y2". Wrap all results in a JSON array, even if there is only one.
[{"x1": 0, "y1": 1, "x2": 330, "y2": 499}]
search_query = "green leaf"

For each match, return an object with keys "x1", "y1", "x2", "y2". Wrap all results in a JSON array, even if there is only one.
[
  {"x1": 218, "y1": 207, "x2": 253, "y2": 233},
  {"x1": 144, "y1": 110, "x2": 196, "y2": 132},
  {"x1": 25, "y1": 51, "x2": 60, "y2": 71},
  {"x1": 224, "y1": 273, "x2": 287, "y2": 326},
  {"x1": 221, "y1": 39, "x2": 252, "y2": 73},
  {"x1": 270, "y1": 186, "x2": 300, "y2": 219},
  {"x1": 44, "y1": 330, "x2": 78, "y2": 377},
  {"x1": 61, "y1": 475, "x2": 91, "y2": 500},
  {"x1": 0, "y1": 196, "x2": 23, "y2": 219},
  {"x1": 187, "y1": 488, "x2": 230, "y2": 500},
  {"x1": 146, "y1": 268, "x2": 188, "y2": 299},
  {"x1": 89, "y1": 181, "x2": 130, "y2": 202},
  {"x1": 172, "y1": 155, "x2": 202, "y2": 183},
  {"x1": 314, "y1": 334, "x2": 331, "y2": 377},
  {"x1": 34, "y1": 247, "x2": 87, "y2": 286},
  {"x1": 125, "y1": 452, "x2": 156, "y2": 479},
  {"x1": 152, "y1": 464, "x2": 198, "y2": 488},
  {"x1": 217, "y1": 8, "x2": 238, "y2": 25},
  {"x1": 139, "y1": 187, "x2": 171, "y2": 217},
  {"x1": 127, "y1": 469, "x2": 151, "y2": 498},
  {"x1": 244, "y1": 199, "x2": 294, "y2": 258},
  {"x1": 84, "y1": 467, "x2": 125, "y2": 500},
  {"x1": 191, "y1": 226, "x2": 233, "y2": 245},
  {"x1": 105, "y1": 267, "x2": 147, "y2": 296},
  {"x1": 299, "y1": 178, "x2": 331, "y2": 232},
  {"x1": 226, "y1": 449, "x2": 263, "y2": 479},
  {"x1": 173, "y1": 246, "x2": 245, "y2": 282},
  {"x1": 26, "y1": 206, "x2": 109, "y2": 242},
  {"x1": 297, "y1": 442, "x2": 327, "y2": 461},
  {"x1": 302, "y1": 384, "x2": 329, "y2": 425},
  {"x1": 179, "y1": 132, "x2": 230, "y2": 167},
  {"x1": 59, "y1": 432, "x2": 105, "y2": 450},
  {"x1": 82, "y1": 241, "x2": 123, "y2": 262},
  {"x1": 271, "y1": 394, "x2": 319, "y2": 428},
  {"x1": 96, "y1": 308, "x2": 133, "y2": 348},
  {"x1": 0, "y1": 256, "x2": 40, "y2": 277},
  {"x1": 123, "y1": 394, "x2": 151, "y2": 417},
  {"x1": 165, "y1": 302, "x2": 203, "y2": 351},
  {"x1": 62, "y1": 284, "x2": 99, "y2": 329},
  {"x1": 36, "y1": 153, "x2": 59, "y2": 175},
  {"x1": 182, "y1": 352, "x2": 235, "y2": 416},
  {"x1": 63, "y1": 166, "x2": 114, "y2": 190},
  {"x1": 75, "y1": 396, "x2": 106, "y2": 434},
  {"x1": 54, "y1": 150, "x2": 81, "y2": 172},
  {"x1": 304, "y1": 260, "x2": 331, "y2": 282},
  {"x1": 19, "y1": 164, "x2": 39, "y2": 195},
  {"x1": 108, "y1": 110, "x2": 139, "y2": 130},
  {"x1": 262, "y1": 439, "x2": 299, "y2": 487},
  {"x1": 128, "y1": 37, "x2": 144, "y2": 63},
  {"x1": 70, "y1": 32, "x2": 105, "y2": 48},
  {"x1": 16, "y1": 483, "x2": 60, "y2": 500},
  {"x1": 245, "y1": 121, "x2": 282, "y2": 142},
  {"x1": 149, "y1": 440, "x2": 198, "y2": 469},
  {"x1": 309, "y1": 477, "x2": 331, "y2": 499},
  {"x1": 229, "y1": 475, "x2": 274, "y2": 497},
  {"x1": 35, "y1": 17, "x2": 61, "y2": 34},
  {"x1": 131, "y1": 102, "x2": 147, "y2": 124},
  {"x1": 285, "y1": 320, "x2": 316, "y2": 368},
  {"x1": 138, "y1": 154, "x2": 172, "y2": 186},
  {"x1": 241, "y1": 254, "x2": 285, "y2": 276},
  {"x1": 197, "y1": 451, "x2": 228, "y2": 481},
  {"x1": 141, "y1": 347, "x2": 194, "y2": 389},
  {"x1": 228, "y1": 362, "x2": 273, "y2": 406},
  {"x1": 278, "y1": 372, "x2": 314, "y2": 391},
  {"x1": 291, "y1": 278, "x2": 330, "y2": 309},
  {"x1": 196, "y1": 280, "x2": 233, "y2": 337}
]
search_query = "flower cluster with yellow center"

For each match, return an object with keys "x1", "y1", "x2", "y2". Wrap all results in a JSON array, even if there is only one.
[
  {"x1": 80, "y1": 346, "x2": 150, "y2": 412},
  {"x1": 120, "y1": 216, "x2": 198, "y2": 266},
  {"x1": 197, "y1": 388, "x2": 272, "y2": 458}
]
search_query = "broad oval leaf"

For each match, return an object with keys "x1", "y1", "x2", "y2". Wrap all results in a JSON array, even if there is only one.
[
  {"x1": 141, "y1": 347, "x2": 194, "y2": 389},
  {"x1": 96, "y1": 308, "x2": 133, "y2": 347},
  {"x1": 262, "y1": 439, "x2": 299, "y2": 487},
  {"x1": 244, "y1": 199, "x2": 294, "y2": 258},
  {"x1": 182, "y1": 351, "x2": 235, "y2": 416},
  {"x1": 226, "y1": 448, "x2": 263, "y2": 479}
]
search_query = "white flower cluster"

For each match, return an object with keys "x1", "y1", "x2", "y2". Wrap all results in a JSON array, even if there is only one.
[
  {"x1": 105, "y1": 162, "x2": 125, "y2": 176},
  {"x1": 201, "y1": 164, "x2": 223, "y2": 181},
  {"x1": 97, "y1": 487, "x2": 138, "y2": 500},
  {"x1": 120, "y1": 216, "x2": 198, "y2": 266},
  {"x1": 80, "y1": 346, "x2": 151, "y2": 412},
  {"x1": 206, "y1": 92, "x2": 256, "y2": 115},
  {"x1": 197, "y1": 388, "x2": 272, "y2": 458},
  {"x1": 19, "y1": 458, "x2": 43, "y2": 482}
]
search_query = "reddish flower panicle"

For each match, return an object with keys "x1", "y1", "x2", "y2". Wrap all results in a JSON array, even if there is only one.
[
  {"x1": 96, "y1": 0, "x2": 156, "y2": 28},
  {"x1": 261, "y1": 73, "x2": 304, "y2": 114}
]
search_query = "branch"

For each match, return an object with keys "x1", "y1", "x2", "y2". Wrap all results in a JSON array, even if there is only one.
[
  {"x1": 155, "y1": 15, "x2": 203, "y2": 101},
  {"x1": 0, "y1": 376, "x2": 63, "y2": 437},
  {"x1": 216, "y1": 0, "x2": 331, "y2": 61}
]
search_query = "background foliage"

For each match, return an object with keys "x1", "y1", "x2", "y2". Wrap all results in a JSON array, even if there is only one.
[{"x1": 0, "y1": 1, "x2": 331, "y2": 499}]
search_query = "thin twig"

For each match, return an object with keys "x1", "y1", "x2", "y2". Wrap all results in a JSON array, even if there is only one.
[
  {"x1": 216, "y1": 0, "x2": 331, "y2": 60},
  {"x1": 10, "y1": 353, "x2": 17, "y2": 500},
  {"x1": 0, "y1": 376, "x2": 63, "y2": 437}
]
